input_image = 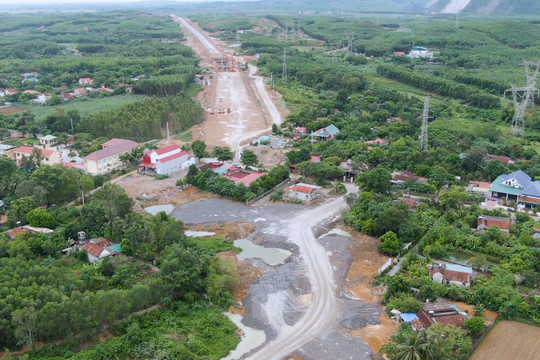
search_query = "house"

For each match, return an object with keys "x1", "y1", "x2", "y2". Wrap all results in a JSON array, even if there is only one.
[
  {"x1": 139, "y1": 144, "x2": 191, "y2": 175},
  {"x1": 5, "y1": 88, "x2": 17, "y2": 95},
  {"x1": 466, "y1": 181, "x2": 491, "y2": 196},
  {"x1": 0, "y1": 144, "x2": 15, "y2": 155},
  {"x1": 386, "y1": 117, "x2": 403, "y2": 123},
  {"x1": 32, "y1": 93, "x2": 52, "y2": 104},
  {"x1": 397, "y1": 197, "x2": 416, "y2": 208},
  {"x1": 400, "y1": 302, "x2": 465, "y2": 331},
  {"x1": 84, "y1": 238, "x2": 122, "y2": 264},
  {"x1": 486, "y1": 154, "x2": 513, "y2": 166},
  {"x1": 490, "y1": 170, "x2": 540, "y2": 207},
  {"x1": 21, "y1": 72, "x2": 39, "y2": 84},
  {"x1": 428, "y1": 263, "x2": 473, "y2": 288},
  {"x1": 364, "y1": 138, "x2": 388, "y2": 146},
  {"x1": 408, "y1": 46, "x2": 434, "y2": 59},
  {"x1": 292, "y1": 127, "x2": 307, "y2": 135},
  {"x1": 310, "y1": 124, "x2": 340, "y2": 142},
  {"x1": 14, "y1": 146, "x2": 61, "y2": 166},
  {"x1": 392, "y1": 51, "x2": 405, "y2": 56},
  {"x1": 223, "y1": 170, "x2": 265, "y2": 186},
  {"x1": 83, "y1": 138, "x2": 139, "y2": 175},
  {"x1": 477, "y1": 215, "x2": 511, "y2": 232},
  {"x1": 79, "y1": 77, "x2": 94, "y2": 85},
  {"x1": 23, "y1": 89, "x2": 40, "y2": 95},
  {"x1": 200, "y1": 161, "x2": 223, "y2": 171},
  {"x1": 8, "y1": 225, "x2": 53, "y2": 240},
  {"x1": 308, "y1": 155, "x2": 321, "y2": 163},
  {"x1": 269, "y1": 136, "x2": 287, "y2": 149},
  {"x1": 391, "y1": 171, "x2": 428, "y2": 184},
  {"x1": 39, "y1": 135, "x2": 57, "y2": 147},
  {"x1": 339, "y1": 159, "x2": 364, "y2": 178},
  {"x1": 73, "y1": 88, "x2": 87, "y2": 97},
  {"x1": 285, "y1": 183, "x2": 322, "y2": 202}
]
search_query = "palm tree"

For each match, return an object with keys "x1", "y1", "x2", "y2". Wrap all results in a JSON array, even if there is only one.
[{"x1": 394, "y1": 330, "x2": 440, "y2": 360}]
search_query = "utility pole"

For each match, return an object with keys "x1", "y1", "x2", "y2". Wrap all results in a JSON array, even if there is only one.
[
  {"x1": 166, "y1": 122, "x2": 170, "y2": 143},
  {"x1": 419, "y1": 96, "x2": 430, "y2": 151},
  {"x1": 455, "y1": 12, "x2": 460, "y2": 29},
  {"x1": 282, "y1": 48, "x2": 288, "y2": 84}
]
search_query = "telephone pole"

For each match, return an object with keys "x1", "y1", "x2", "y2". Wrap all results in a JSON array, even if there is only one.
[
  {"x1": 282, "y1": 48, "x2": 288, "y2": 84},
  {"x1": 419, "y1": 96, "x2": 430, "y2": 151}
]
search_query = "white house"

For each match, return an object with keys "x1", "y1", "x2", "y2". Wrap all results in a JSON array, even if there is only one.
[
  {"x1": 285, "y1": 183, "x2": 322, "y2": 201},
  {"x1": 40, "y1": 135, "x2": 57, "y2": 146},
  {"x1": 139, "y1": 144, "x2": 192, "y2": 175},
  {"x1": 428, "y1": 263, "x2": 472, "y2": 288}
]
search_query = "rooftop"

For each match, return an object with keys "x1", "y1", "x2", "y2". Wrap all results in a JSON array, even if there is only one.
[{"x1": 84, "y1": 139, "x2": 139, "y2": 161}]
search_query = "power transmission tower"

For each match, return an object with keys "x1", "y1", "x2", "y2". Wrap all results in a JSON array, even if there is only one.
[
  {"x1": 505, "y1": 85, "x2": 538, "y2": 136},
  {"x1": 504, "y1": 60, "x2": 540, "y2": 136},
  {"x1": 520, "y1": 60, "x2": 540, "y2": 86},
  {"x1": 282, "y1": 48, "x2": 288, "y2": 84},
  {"x1": 419, "y1": 96, "x2": 430, "y2": 151},
  {"x1": 345, "y1": 32, "x2": 356, "y2": 55}
]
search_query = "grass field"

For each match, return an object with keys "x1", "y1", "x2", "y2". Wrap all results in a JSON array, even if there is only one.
[
  {"x1": 470, "y1": 321, "x2": 540, "y2": 360},
  {"x1": 20, "y1": 95, "x2": 145, "y2": 121}
]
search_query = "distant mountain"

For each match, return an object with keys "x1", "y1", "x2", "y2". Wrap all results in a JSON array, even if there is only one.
[{"x1": 419, "y1": 0, "x2": 540, "y2": 15}]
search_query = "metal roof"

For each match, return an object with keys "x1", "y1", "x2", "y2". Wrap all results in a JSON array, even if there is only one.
[
  {"x1": 489, "y1": 175, "x2": 523, "y2": 196},
  {"x1": 522, "y1": 181, "x2": 540, "y2": 198}
]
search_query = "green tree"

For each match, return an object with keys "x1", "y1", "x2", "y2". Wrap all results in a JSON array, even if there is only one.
[
  {"x1": 241, "y1": 150, "x2": 258, "y2": 169},
  {"x1": 355, "y1": 167, "x2": 391, "y2": 194},
  {"x1": 191, "y1": 140, "x2": 207, "y2": 159},
  {"x1": 26, "y1": 208, "x2": 55, "y2": 228},
  {"x1": 213, "y1": 146, "x2": 233, "y2": 161},
  {"x1": 206, "y1": 257, "x2": 239, "y2": 308},
  {"x1": 464, "y1": 316, "x2": 485, "y2": 334},
  {"x1": 379, "y1": 231, "x2": 402, "y2": 256},
  {"x1": 7, "y1": 197, "x2": 36, "y2": 225},
  {"x1": 439, "y1": 186, "x2": 466, "y2": 210},
  {"x1": 392, "y1": 330, "x2": 440, "y2": 360}
]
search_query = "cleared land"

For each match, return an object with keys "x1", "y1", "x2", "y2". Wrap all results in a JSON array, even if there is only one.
[{"x1": 470, "y1": 320, "x2": 540, "y2": 360}]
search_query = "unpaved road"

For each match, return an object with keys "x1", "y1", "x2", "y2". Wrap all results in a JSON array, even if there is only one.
[
  {"x1": 248, "y1": 187, "x2": 353, "y2": 359},
  {"x1": 173, "y1": 16, "x2": 283, "y2": 161}
]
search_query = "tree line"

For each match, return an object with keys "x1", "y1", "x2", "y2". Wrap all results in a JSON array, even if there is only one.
[{"x1": 376, "y1": 64, "x2": 501, "y2": 109}]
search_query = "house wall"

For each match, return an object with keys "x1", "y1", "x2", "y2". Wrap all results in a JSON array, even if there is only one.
[
  {"x1": 43, "y1": 151, "x2": 61, "y2": 165},
  {"x1": 84, "y1": 150, "x2": 132, "y2": 175},
  {"x1": 449, "y1": 280, "x2": 469, "y2": 288},
  {"x1": 155, "y1": 154, "x2": 188, "y2": 175},
  {"x1": 182, "y1": 156, "x2": 197, "y2": 169},
  {"x1": 87, "y1": 253, "x2": 99, "y2": 264}
]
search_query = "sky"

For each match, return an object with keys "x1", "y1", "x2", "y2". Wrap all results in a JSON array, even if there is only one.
[{"x1": 0, "y1": 0, "x2": 218, "y2": 4}]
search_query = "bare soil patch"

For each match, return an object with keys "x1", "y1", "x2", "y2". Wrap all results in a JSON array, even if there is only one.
[
  {"x1": 0, "y1": 106, "x2": 26, "y2": 115},
  {"x1": 343, "y1": 226, "x2": 398, "y2": 356},
  {"x1": 470, "y1": 320, "x2": 540, "y2": 360},
  {"x1": 450, "y1": 300, "x2": 498, "y2": 325},
  {"x1": 188, "y1": 221, "x2": 257, "y2": 240}
]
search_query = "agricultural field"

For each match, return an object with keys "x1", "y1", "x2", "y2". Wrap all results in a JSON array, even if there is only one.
[
  {"x1": 470, "y1": 321, "x2": 540, "y2": 360},
  {"x1": 19, "y1": 95, "x2": 144, "y2": 121}
]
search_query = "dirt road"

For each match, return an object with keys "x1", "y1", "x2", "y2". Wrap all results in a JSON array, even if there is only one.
[
  {"x1": 248, "y1": 188, "x2": 353, "y2": 359},
  {"x1": 172, "y1": 16, "x2": 283, "y2": 161}
]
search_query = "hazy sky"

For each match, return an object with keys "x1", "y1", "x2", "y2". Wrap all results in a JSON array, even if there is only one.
[{"x1": 0, "y1": 0, "x2": 216, "y2": 3}]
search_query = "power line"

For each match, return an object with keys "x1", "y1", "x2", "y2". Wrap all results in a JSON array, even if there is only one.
[
  {"x1": 419, "y1": 96, "x2": 430, "y2": 151},
  {"x1": 282, "y1": 48, "x2": 288, "y2": 84}
]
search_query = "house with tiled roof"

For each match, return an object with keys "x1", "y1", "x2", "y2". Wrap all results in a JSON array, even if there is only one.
[
  {"x1": 83, "y1": 138, "x2": 139, "y2": 175},
  {"x1": 14, "y1": 146, "x2": 61, "y2": 166},
  {"x1": 84, "y1": 238, "x2": 122, "y2": 264},
  {"x1": 40, "y1": 134, "x2": 57, "y2": 146},
  {"x1": 285, "y1": 183, "x2": 321, "y2": 201},
  {"x1": 310, "y1": 124, "x2": 340, "y2": 142},
  {"x1": 139, "y1": 144, "x2": 194, "y2": 175},
  {"x1": 428, "y1": 263, "x2": 472, "y2": 288},
  {"x1": 78, "y1": 77, "x2": 94, "y2": 85},
  {"x1": 399, "y1": 302, "x2": 466, "y2": 331},
  {"x1": 486, "y1": 154, "x2": 513, "y2": 166},
  {"x1": 477, "y1": 215, "x2": 511, "y2": 233},
  {"x1": 490, "y1": 170, "x2": 540, "y2": 208}
]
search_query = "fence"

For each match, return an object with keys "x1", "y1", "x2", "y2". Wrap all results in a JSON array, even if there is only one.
[{"x1": 246, "y1": 178, "x2": 290, "y2": 206}]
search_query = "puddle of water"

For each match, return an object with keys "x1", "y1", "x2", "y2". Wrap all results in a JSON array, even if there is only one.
[
  {"x1": 144, "y1": 204, "x2": 174, "y2": 216},
  {"x1": 222, "y1": 312, "x2": 265, "y2": 360},
  {"x1": 185, "y1": 230, "x2": 216, "y2": 237},
  {"x1": 234, "y1": 238, "x2": 291, "y2": 266}
]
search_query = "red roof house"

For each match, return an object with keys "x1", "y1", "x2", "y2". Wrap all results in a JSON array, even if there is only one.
[
  {"x1": 79, "y1": 77, "x2": 94, "y2": 85},
  {"x1": 477, "y1": 215, "x2": 511, "y2": 232},
  {"x1": 139, "y1": 144, "x2": 190, "y2": 175}
]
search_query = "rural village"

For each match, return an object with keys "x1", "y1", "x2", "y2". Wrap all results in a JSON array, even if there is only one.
[{"x1": 0, "y1": 1, "x2": 539, "y2": 360}]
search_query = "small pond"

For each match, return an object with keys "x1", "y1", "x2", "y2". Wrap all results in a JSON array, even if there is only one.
[
  {"x1": 222, "y1": 312, "x2": 266, "y2": 360},
  {"x1": 234, "y1": 238, "x2": 291, "y2": 266}
]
